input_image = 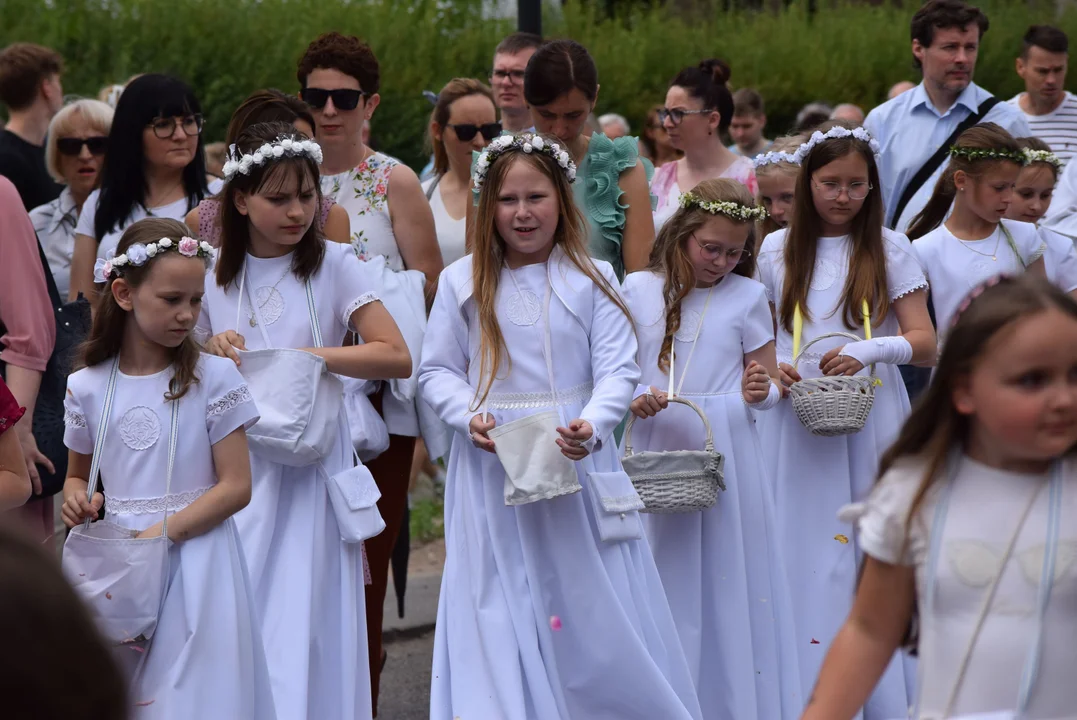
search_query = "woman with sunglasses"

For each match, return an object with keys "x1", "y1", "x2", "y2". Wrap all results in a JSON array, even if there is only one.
[
  {"x1": 69, "y1": 74, "x2": 210, "y2": 303},
  {"x1": 424, "y1": 78, "x2": 498, "y2": 267},
  {"x1": 297, "y1": 32, "x2": 442, "y2": 716},
  {"x1": 28, "y1": 98, "x2": 113, "y2": 300},
  {"x1": 651, "y1": 59, "x2": 757, "y2": 231},
  {"x1": 520, "y1": 39, "x2": 654, "y2": 279}
]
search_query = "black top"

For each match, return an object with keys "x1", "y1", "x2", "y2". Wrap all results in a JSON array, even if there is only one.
[{"x1": 0, "y1": 129, "x2": 62, "y2": 212}]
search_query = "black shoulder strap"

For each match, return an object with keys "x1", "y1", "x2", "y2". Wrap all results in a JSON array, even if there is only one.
[
  {"x1": 889, "y1": 96, "x2": 1001, "y2": 229},
  {"x1": 424, "y1": 173, "x2": 442, "y2": 201},
  {"x1": 36, "y1": 239, "x2": 63, "y2": 310}
]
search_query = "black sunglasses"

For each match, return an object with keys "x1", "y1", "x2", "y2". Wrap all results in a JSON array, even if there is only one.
[
  {"x1": 57, "y1": 136, "x2": 108, "y2": 157},
  {"x1": 448, "y1": 122, "x2": 502, "y2": 142},
  {"x1": 300, "y1": 88, "x2": 367, "y2": 111}
]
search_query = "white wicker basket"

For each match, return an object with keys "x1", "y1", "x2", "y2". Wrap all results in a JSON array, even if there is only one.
[
  {"x1": 622, "y1": 397, "x2": 725, "y2": 514},
  {"x1": 789, "y1": 331, "x2": 876, "y2": 437}
]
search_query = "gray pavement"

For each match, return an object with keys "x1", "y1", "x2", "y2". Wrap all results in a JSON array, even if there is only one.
[{"x1": 377, "y1": 625, "x2": 435, "y2": 719}]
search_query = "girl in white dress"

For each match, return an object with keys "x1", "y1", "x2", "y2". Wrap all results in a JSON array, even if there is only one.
[
  {"x1": 198, "y1": 122, "x2": 412, "y2": 720},
  {"x1": 755, "y1": 121, "x2": 937, "y2": 719},
  {"x1": 754, "y1": 135, "x2": 804, "y2": 241},
  {"x1": 60, "y1": 217, "x2": 275, "y2": 718},
  {"x1": 419, "y1": 132, "x2": 702, "y2": 720},
  {"x1": 907, "y1": 124, "x2": 1049, "y2": 345},
  {"x1": 622, "y1": 178, "x2": 802, "y2": 719},
  {"x1": 805, "y1": 274, "x2": 1077, "y2": 720}
]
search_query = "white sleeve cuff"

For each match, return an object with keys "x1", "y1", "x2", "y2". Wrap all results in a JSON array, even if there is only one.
[{"x1": 840, "y1": 337, "x2": 913, "y2": 367}]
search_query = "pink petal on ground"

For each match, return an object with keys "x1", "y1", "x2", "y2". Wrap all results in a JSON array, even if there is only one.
[{"x1": 549, "y1": 616, "x2": 562, "y2": 631}]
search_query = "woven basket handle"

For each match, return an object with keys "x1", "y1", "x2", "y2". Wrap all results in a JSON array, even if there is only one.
[
  {"x1": 624, "y1": 396, "x2": 715, "y2": 457},
  {"x1": 791, "y1": 331, "x2": 878, "y2": 378}
]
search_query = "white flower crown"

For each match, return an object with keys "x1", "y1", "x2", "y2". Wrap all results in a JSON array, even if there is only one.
[
  {"x1": 222, "y1": 136, "x2": 324, "y2": 181},
  {"x1": 1023, "y1": 148, "x2": 1063, "y2": 169},
  {"x1": 753, "y1": 150, "x2": 801, "y2": 169},
  {"x1": 793, "y1": 126, "x2": 880, "y2": 164},
  {"x1": 678, "y1": 191, "x2": 768, "y2": 222},
  {"x1": 93, "y1": 237, "x2": 215, "y2": 283},
  {"x1": 472, "y1": 133, "x2": 577, "y2": 194}
]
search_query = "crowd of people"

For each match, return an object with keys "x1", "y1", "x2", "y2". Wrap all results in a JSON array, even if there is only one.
[{"x1": 2, "y1": 0, "x2": 1077, "y2": 718}]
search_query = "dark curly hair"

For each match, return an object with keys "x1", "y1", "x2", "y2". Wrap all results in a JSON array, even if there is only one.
[{"x1": 297, "y1": 32, "x2": 380, "y2": 94}]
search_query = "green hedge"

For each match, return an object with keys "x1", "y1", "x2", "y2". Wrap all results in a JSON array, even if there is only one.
[{"x1": 1, "y1": 0, "x2": 1071, "y2": 170}]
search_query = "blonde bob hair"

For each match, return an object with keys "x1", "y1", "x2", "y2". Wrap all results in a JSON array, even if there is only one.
[{"x1": 44, "y1": 98, "x2": 114, "y2": 183}]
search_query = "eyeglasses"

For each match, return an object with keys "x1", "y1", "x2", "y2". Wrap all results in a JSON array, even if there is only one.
[
  {"x1": 693, "y1": 236, "x2": 751, "y2": 263},
  {"x1": 300, "y1": 88, "x2": 367, "y2": 111},
  {"x1": 489, "y1": 69, "x2": 526, "y2": 84},
  {"x1": 147, "y1": 114, "x2": 203, "y2": 140},
  {"x1": 812, "y1": 181, "x2": 873, "y2": 201},
  {"x1": 57, "y1": 136, "x2": 108, "y2": 157},
  {"x1": 448, "y1": 122, "x2": 503, "y2": 142},
  {"x1": 656, "y1": 107, "x2": 714, "y2": 126}
]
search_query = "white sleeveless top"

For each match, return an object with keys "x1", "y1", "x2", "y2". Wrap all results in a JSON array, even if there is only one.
[
  {"x1": 321, "y1": 151, "x2": 403, "y2": 271},
  {"x1": 422, "y1": 176, "x2": 467, "y2": 268}
]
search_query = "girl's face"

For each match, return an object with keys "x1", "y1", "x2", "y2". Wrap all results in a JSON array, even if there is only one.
[
  {"x1": 530, "y1": 87, "x2": 594, "y2": 145},
  {"x1": 810, "y1": 150, "x2": 870, "y2": 234},
  {"x1": 142, "y1": 114, "x2": 199, "y2": 174},
  {"x1": 435, "y1": 93, "x2": 498, "y2": 174},
  {"x1": 57, "y1": 112, "x2": 107, "y2": 200},
  {"x1": 115, "y1": 254, "x2": 205, "y2": 349},
  {"x1": 954, "y1": 162, "x2": 1020, "y2": 225},
  {"x1": 494, "y1": 156, "x2": 560, "y2": 267},
  {"x1": 955, "y1": 307, "x2": 1077, "y2": 469},
  {"x1": 662, "y1": 85, "x2": 718, "y2": 152},
  {"x1": 1007, "y1": 164, "x2": 1056, "y2": 225},
  {"x1": 684, "y1": 214, "x2": 751, "y2": 287},
  {"x1": 234, "y1": 165, "x2": 318, "y2": 254},
  {"x1": 757, "y1": 172, "x2": 797, "y2": 228}
]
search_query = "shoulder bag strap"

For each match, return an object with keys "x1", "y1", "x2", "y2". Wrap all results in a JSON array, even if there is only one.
[
  {"x1": 82, "y1": 358, "x2": 121, "y2": 528},
  {"x1": 889, "y1": 96, "x2": 1001, "y2": 229},
  {"x1": 1000, "y1": 223, "x2": 1027, "y2": 270},
  {"x1": 159, "y1": 395, "x2": 180, "y2": 539},
  {"x1": 36, "y1": 239, "x2": 64, "y2": 309},
  {"x1": 424, "y1": 174, "x2": 442, "y2": 202},
  {"x1": 304, "y1": 277, "x2": 324, "y2": 349}
]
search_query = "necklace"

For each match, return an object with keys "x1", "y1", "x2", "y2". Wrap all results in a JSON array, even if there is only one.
[
  {"x1": 246, "y1": 263, "x2": 292, "y2": 327},
  {"x1": 956, "y1": 226, "x2": 1002, "y2": 261}
]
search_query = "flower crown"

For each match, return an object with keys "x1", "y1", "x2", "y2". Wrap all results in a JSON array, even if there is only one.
[
  {"x1": 753, "y1": 150, "x2": 801, "y2": 169},
  {"x1": 93, "y1": 237, "x2": 215, "y2": 283},
  {"x1": 222, "y1": 136, "x2": 324, "y2": 181},
  {"x1": 951, "y1": 273, "x2": 1008, "y2": 329},
  {"x1": 948, "y1": 145, "x2": 1025, "y2": 164},
  {"x1": 472, "y1": 133, "x2": 576, "y2": 194},
  {"x1": 1022, "y1": 147, "x2": 1064, "y2": 170},
  {"x1": 679, "y1": 191, "x2": 768, "y2": 222},
  {"x1": 793, "y1": 126, "x2": 880, "y2": 164}
]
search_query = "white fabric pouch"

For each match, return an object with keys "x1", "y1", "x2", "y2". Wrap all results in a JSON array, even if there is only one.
[
  {"x1": 586, "y1": 470, "x2": 645, "y2": 543},
  {"x1": 323, "y1": 460, "x2": 385, "y2": 544},
  {"x1": 487, "y1": 410, "x2": 582, "y2": 506},
  {"x1": 239, "y1": 348, "x2": 342, "y2": 467},
  {"x1": 340, "y1": 375, "x2": 390, "y2": 462}
]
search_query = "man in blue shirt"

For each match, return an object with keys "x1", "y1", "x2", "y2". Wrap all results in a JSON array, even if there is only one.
[{"x1": 865, "y1": 0, "x2": 1029, "y2": 232}]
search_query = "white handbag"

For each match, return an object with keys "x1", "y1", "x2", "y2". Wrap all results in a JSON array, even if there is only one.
[
  {"x1": 321, "y1": 414, "x2": 385, "y2": 543},
  {"x1": 61, "y1": 359, "x2": 175, "y2": 646},
  {"x1": 235, "y1": 266, "x2": 343, "y2": 467},
  {"x1": 340, "y1": 375, "x2": 390, "y2": 462}
]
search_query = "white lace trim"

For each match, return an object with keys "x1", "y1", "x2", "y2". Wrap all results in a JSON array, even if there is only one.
[
  {"x1": 1029, "y1": 242, "x2": 1047, "y2": 265},
  {"x1": 192, "y1": 326, "x2": 212, "y2": 345},
  {"x1": 207, "y1": 385, "x2": 252, "y2": 418},
  {"x1": 486, "y1": 382, "x2": 593, "y2": 410},
  {"x1": 343, "y1": 292, "x2": 380, "y2": 329},
  {"x1": 64, "y1": 408, "x2": 86, "y2": 429},
  {"x1": 105, "y1": 487, "x2": 210, "y2": 516},
  {"x1": 890, "y1": 277, "x2": 928, "y2": 300}
]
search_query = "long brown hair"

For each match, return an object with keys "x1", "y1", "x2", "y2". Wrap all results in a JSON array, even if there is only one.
[
  {"x1": 755, "y1": 134, "x2": 805, "y2": 239},
  {"x1": 880, "y1": 274, "x2": 1077, "y2": 534},
  {"x1": 469, "y1": 135, "x2": 633, "y2": 410},
  {"x1": 907, "y1": 122, "x2": 1022, "y2": 240},
  {"x1": 79, "y1": 218, "x2": 204, "y2": 401},
  {"x1": 215, "y1": 121, "x2": 326, "y2": 289},
  {"x1": 225, "y1": 89, "x2": 315, "y2": 147},
  {"x1": 778, "y1": 119, "x2": 888, "y2": 334},
  {"x1": 647, "y1": 178, "x2": 759, "y2": 372},
  {"x1": 428, "y1": 78, "x2": 495, "y2": 176}
]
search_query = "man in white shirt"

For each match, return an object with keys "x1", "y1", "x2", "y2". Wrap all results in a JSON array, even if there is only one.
[
  {"x1": 490, "y1": 32, "x2": 542, "y2": 134},
  {"x1": 864, "y1": 0, "x2": 1029, "y2": 232},
  {"x1": 1010, "y1": 25, "x2": 1077, "y2": 164}
]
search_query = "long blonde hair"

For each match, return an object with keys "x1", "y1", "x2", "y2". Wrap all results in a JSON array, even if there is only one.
[
  {"x1": 469, "y1": 137, "x2": 633, "y2": 410},
  {"x1": 647, "y1": 178, "x2": 758, "y2": 372},
  {"x1": 755, "y1": 134, "x2": 804, "y2": 239}
]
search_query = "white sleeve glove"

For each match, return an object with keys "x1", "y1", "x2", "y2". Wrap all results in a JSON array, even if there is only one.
[
  {"x1": 746, "y1": 380, "x2": 781, "y2": 411},
  {"x1": 839, "y1": 337, "x2": 913, "y2": 367}
]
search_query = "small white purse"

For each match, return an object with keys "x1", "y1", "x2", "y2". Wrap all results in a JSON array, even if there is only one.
[
  {"x1": 321, "y1": 415, "x2": 385, "y2": 543},
  {"x1": 62, "y1": 359, "x2": 175, "y2": 646},
  {"x1": 235, "y1": 266, "x2": 342, "y2": 467}
]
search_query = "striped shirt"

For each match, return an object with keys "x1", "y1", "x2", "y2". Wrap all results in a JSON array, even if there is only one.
[{"x1": 1009, "y1": 91, "x2": 1077, "y2": 164}]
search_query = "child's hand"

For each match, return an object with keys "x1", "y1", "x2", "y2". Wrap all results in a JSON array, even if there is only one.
[
  {"x1": 61, "y1": 488, "x2": 104, "y2": 528},
  {"x1": 556, "y1": 420, "x2": 593, "y2": 461},
  {"x1": 820, "y1": 345, "x2": 865, "y2": 377},
  {"x1": 778, "y1": 362, "x2": 802, "y2": 393},
  {"x1": 136, "y1": 522, "x2": 164, "y2": 540},
  {"x1": 630, "y1": 387, "x2": 668, "y2": 419},
  {"x1": 742, "y1": 361, "x2": 772, "y2": 404},
  {"x1": 205, "y1": 331, "x2": 247, "y2": 366},
  {"x1": 469, "y1": 414, "x2": 496, "y2": 454}
]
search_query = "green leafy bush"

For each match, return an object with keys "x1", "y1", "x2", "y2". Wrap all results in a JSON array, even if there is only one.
[{"x1": 1, "y1": 0, "x2": 1069, "y2": 170}]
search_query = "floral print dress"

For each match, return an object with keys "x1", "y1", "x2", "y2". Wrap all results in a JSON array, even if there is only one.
[{"x1": 320, "y1": 151, "x2": 403, "y2": 270}]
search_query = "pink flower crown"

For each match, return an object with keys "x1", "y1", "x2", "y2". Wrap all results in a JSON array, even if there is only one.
[{"x1": 93, "y1": 236, "x2": 215, "y2": 283}]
